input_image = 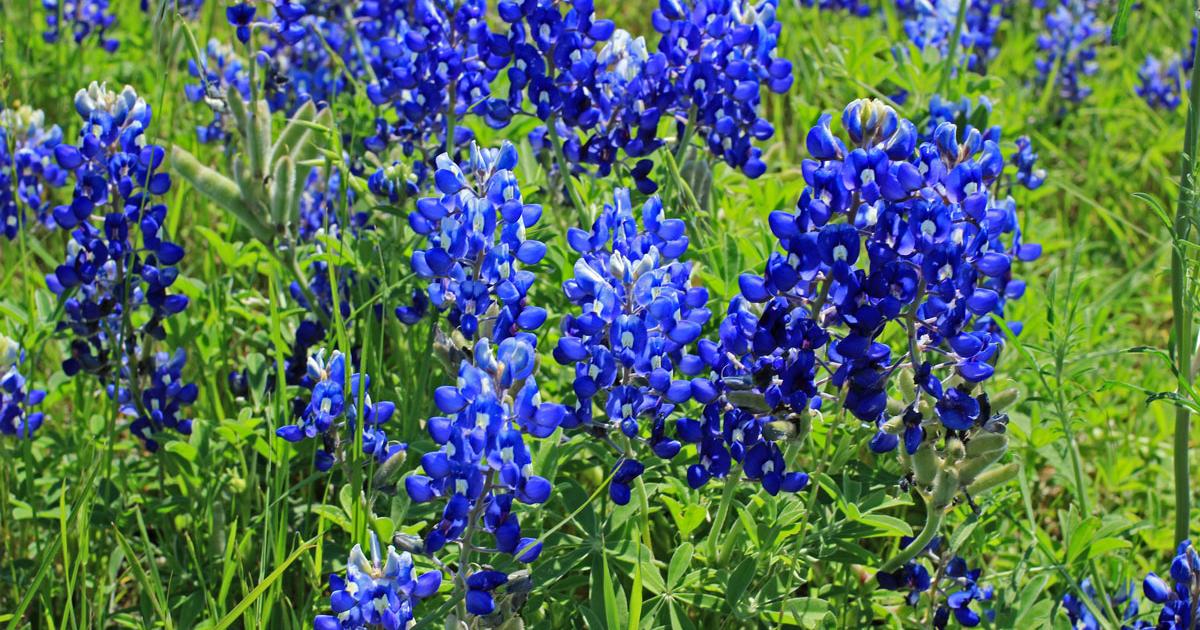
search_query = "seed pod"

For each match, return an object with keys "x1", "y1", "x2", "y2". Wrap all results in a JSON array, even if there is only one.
[
  {"x1": 727, "y1": 390, "x2": 771, "y2": 413},
  {"x1": 881, "y1": 415, "x2": 905, "y2": 436},
  {"x1": 912, "y1": 442, "x2": 938, "y2": 486},
  {"x1": 372, "y1": 448, "x2": 408, "y2": 488},
  {"x1": 931, "y1": 466, "x2": 960, "y2": 509},
  {"x1": 965, "y1": 432, "x2": 1008, "y2": 458},
  {"x1": 989, "y1": 387, "x2": 1020, "y2": 412},
  {"x1": 966, "y1": 462, "x2": 1020, "y2": 495},
  {"x1": 886, "y1": 396, "x2": 906, "y2": 415},
  {"x1": 793, "y1": 411, "x2": 812, "y2": 443},
  {"x1": 899, "y1": 368, "x2": 916, "y2": 400},
  {"x1": 763, "y1": 420, "x2": 796, "y2": 441}
]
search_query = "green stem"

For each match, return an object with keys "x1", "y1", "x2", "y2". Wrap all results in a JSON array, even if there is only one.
[
  {"x1": 545, "y1": 118, "x2": 587, "y2": 223},
  {"x1": 1173, "y1": 10, "x2": 1200, "y2": 546},
  {"x1": 878, "y1": 496, "x2": 944, "y2": 574},
  {"x1": 707, "y1": 468, "x2": 739, "y2": 559}
]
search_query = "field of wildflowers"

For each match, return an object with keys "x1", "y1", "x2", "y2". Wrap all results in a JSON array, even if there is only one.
[{"x1": 0, "y1": 0, "x2": 1197, "y2": 627}]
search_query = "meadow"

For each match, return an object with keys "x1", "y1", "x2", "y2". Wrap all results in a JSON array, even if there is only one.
[{"x1": 0, "y1": 0, "x2": 1195, "y2": 627}]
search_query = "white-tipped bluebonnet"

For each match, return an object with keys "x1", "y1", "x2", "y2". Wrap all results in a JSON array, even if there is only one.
[
  {"x1": 405, "y1": 142, "x2": 548, "y2": 341},
  {"x1": 1036, "y1": 0, "x2": 1104, "y2": 104},
  {"x1": 0, "y1": 335, "x2": 46, "y2": 439},
  {"x1": 42, "y1": 0, "x2": 119, "y2": 53},
  {"x1": 0, "y1": 104, "x2": 68, "y2": 239},
  {"x1": 314, "y1": 532, "x2": 442, "y2": 630},
  {"x1": 44, "y1": 82, "x2": 194, "y2": 451},
  {"x1": 276, "y1": 348, "x2": 404, "y2": 471},
  {"x1": 555, "y1": 188, "x2": 709, "y2": 503},
  {"x1": 878, "y1": 542, "x2": 995, "y2": 628}
]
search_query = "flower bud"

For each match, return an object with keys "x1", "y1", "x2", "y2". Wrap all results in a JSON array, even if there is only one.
[
  {"x1": 763, "y1": 420, "x2": 797, "y2": 441},
  {"x1": 944, "y1": 437, "x2": 965, "y2": 463},
  {"x1": 881, "y1": 415, "x2": 905, "y2": 436},
  {"x1": 727, "y1": 390, "x2": 771, "y2": 413}
]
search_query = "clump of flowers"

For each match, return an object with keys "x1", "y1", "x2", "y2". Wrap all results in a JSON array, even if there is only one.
[
  {"x1": 314, "y1": 532, "x2": 442, "y2": 630},
  {"x1": 1136, "y1": 29, "x2": 1196, "y2": 111},
  {"x1": 398, "y1": 143, "x2": 564, "y2": 624},
  {"x1": 0, "y1": 335, "x2": 46, "y2": 439},
  {"x1": 184, "y1": 39, "x2": 252, "y2": 143},
  {"x1": 877, "y1": 539, "x2": 995, "y2": 627},
  {"x1": 689, "y1": 98, "x2": 1036, "y2": 559},
  {"x1": 895, "y1": 0, "x2": 1006, "y2": 74},
  {"x1": 1035, "y1": 0, "x2": 1105, "y2": 104},
  {"x1": 44, "y1": 82, "x2": 195, "y2": 451},
  {"x1": 1142, "y1": 539, "x2": 1200, "y2": 629},
  {"x1": 651, "y1": 0, "x2": 793, "y2": 177},
  {"x1": 275, "y1": 348, "x2": 403, "y2": 471},
  {"x1": 0, "y1": 104, "x2": 67, "y2": 239},
  {"x1": 42, "y1": 0, "x2": 120, "y2": 53},
  {"x1": 555, "y1": 188, "x2": 709, "y2": 504}
]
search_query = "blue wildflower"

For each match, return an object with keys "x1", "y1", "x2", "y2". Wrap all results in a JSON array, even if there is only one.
[
  {"x1": 0, "y1": 104, "x2": 67, "y2": 238},
  {"x1": 184, "y1": 39, "x2": 252, "y2": 143},
  {"x1": 314, "y1": 532, "x2": 442, "y2": 630},
  {"x1": 43, "y1": 0, "x2": 119, "y2": 52},
  {"x1": 0, "y1": 335, "x2": 46, "y2": 439},
  {"x1": 1035, "y1": 0, "x2": 1104, "y2": 104}
]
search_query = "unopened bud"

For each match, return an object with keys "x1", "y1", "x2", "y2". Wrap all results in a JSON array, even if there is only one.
[
  {"x1": 372, "y1": 448, "x2": 408, "y2": 487},
  {"x1": 392, "y1": 533, "x2": 425, "y2": 555},
  {"x1": 965, "y1": 433, "x2": 1007, "y2": 458},
  {"x1": 944, "y1": 438, "x2": 965, "y2": 463}
]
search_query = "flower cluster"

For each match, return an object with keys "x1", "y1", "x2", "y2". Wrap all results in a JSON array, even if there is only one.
[
  {"x1": 1036, "y1": 0, "x2": 1104, "y2": 104},
  {"x1": 0, "y1": 335, "x2": 46, "y2": 439},
  {"x1": 895, "y1": 0, "x2": 1006, "y2": 74},
  {"x1": 314, "y1": 532, "x2": 442, "y2": 630},
  {"x1": 798, "y1": 0, "x2": 871, "y2": 16},
  {"x1": 276, "y1": 348, "x2": 403, "y2": 471},
  {"x1": 650, "y1": 0, "x2": 792, "y2": 177},
  {"x1": 0, "y1": 104, "x2": 67, "y2": 239},
  {"x1": 184, "y1": 39, "x2": 252, "y2": 143},
  {"x1": 555, "y1": 188, "x2": 709, "y2": 503},
  {"x1": 406, "y1": 142, "x2": 548, "y2": 342},
  {"x1": 925, "y1": 96, "x2": 1045, "y2": 192},
  {"x1": 1142, "y1": 539, "x2": 1200, "y2": 629},
  {"x1": 393, "y1": 143, "x2": 563, "y2": 622},
  {"x1": 1136, "y1": 29, "x2": 1196, "y2": 111},
  {"x1": 44, "y1": 82, "x2": 194, "y2": 450},
  {"x1": 877, "y1": 541, "x2": 995, "y2": 627},
  {"x1": 1062, "y1": 579, "x2": 1149, "y2": 630},
  {"x1": 42, "y1": 0, "x2": 120, "y2": 53}
]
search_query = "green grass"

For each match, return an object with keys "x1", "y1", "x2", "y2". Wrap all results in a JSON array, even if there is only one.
[{"x1": 0, "y1": 0, "x2": 1197, "y2": 627}]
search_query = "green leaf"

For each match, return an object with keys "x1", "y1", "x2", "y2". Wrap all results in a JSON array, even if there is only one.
[
  {"x1": 667, "y1": 542, "x2": 693, "y2": 590},
  {"x1": 1111, "y1": 0, "x2": 1135, "y2": 45},
  {"x1": 724, "y1": 557, "x2": 756, "y2": 613}
]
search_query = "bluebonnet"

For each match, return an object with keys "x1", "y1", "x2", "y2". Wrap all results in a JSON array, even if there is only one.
[
  {"x1": 650, "y1": 0, "x2": 793, "y2": 177},
  {"x1": 895, "y1": 0, "x2": 1006, "y2": 74},
  {"x1": 0, "y1": 335, "x2": 46, "y2": 439},
  {"x1": 1142, "y1": 539, "x2": 1200, "y2": 629},
  {"x1": 314, "y1": 532, "x2": 442, "y2": 630},
  {"x1": 405, "y1": 142, "x2": 549, "y2": 342},
  {"x1": 400, "y1": 143, "x2": 562, "y2": 622},
  {"x1": 44, "y1": 82, "x2": 194, "y2": 450},
  {"x1": 878, "y1": 543, "x2": 994, "y2": 628},
  {"x1": 184, "y1": 40, "x2": 252, "y2": 143},
  {"x1": 43, "y1": 0, "x2": 119, "y2": 53},
  {"x1": 924, "y1": 96, "x2": 1044, "y2": 192},
  {"x1": 799, "y1": 0, "x2": 871, "y2": 16},
  {"x1": 226, "y1": 3, "x2": 256, "y2": 45},
  {"x1": 0, "y1": 104, "x2": 67, "y2": 239},
  {"x1": 1137, "y1": 55, "x2": 1185, "y2": 111},
  {"x1": 275, "y1": 348, "x2": 404, "y2": 471},
  {"x1": 555, "y1": 188, "x2": 709, "y2": 503},
  {"x1": 256, "y1": 2, "x2": 355, "y2": 113},
  {"x1": 1036, "y1": 0, "x2": 1104, "y2": 104},
  {"x1": 124, "y1": 350, "x2": 199, "y2": 452},
  {"x1": 1063, "y1": 579, "x2": 1151, "y2": 630}
]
